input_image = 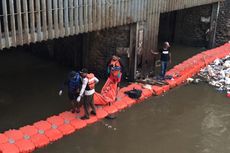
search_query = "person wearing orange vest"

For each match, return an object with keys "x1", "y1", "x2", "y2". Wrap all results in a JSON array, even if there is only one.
[
  {"x1": 107, "y1": 55, "x2": 123, "y2": 84},
  {"x1": 107, "y1": 55, "x2": 123, "y2": 101},
  {"x1": 77, "y1": 68, "x2": 99, "y2": 120}
]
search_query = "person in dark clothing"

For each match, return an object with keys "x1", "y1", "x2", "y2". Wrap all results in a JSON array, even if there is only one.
[
  {"x1": 59, "y1": 71, "x2": 82, "y2": 113},
  {"x1": 159, "y1": 42, "x2": 171, "y2": 79}
]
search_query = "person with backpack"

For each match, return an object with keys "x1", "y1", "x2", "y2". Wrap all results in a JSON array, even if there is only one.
[{"x1": 59, "y1": 71, "x2": 82, "y2": 113}]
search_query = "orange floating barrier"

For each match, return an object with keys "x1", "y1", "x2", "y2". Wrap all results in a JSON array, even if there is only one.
[
  {"x1": 162, "y1": 85, "x2": 170, "y2": 92},
  {"x1": 15, "y1": 139, "x2": 35, "y2": 153},
  {"x1": 47, "y1": 116, "x2": 64, "y2": 127},
  {"x1": 103, "y1": 105, "x2": 119, "y2": 114},
  {"x1": 166, "y1": 80, "x2": 177, "y2": 88},
  {"x1": 0, "y1": 143, "x2": 19, "y2": 153},
  {"x1": 152, "y1": 86, "x2": 164, "y2": 95},
  {"x1": 0, "y1": 134, "x2": 8, "y2": 144},
  {"x1": 47, "y1": 115, "x2": 75, "y2": 136},
  {"x1": 70, "y1": 119, "x2": 87, "y2": 130},
  {"x1": 121, "y1": 96, "x2": 136, "y2": 106},
  {"x1": 30, "y1": 134, "x2": 50, "y2": 148},
  {"x1": 113, "y1": 100, "x2": 128, "y2": 110},
  {"x1": 59, "y1": 111, "x2": 76, "y2": 121},
  {"x1": 141, "y1": 89, "x2": 153, "y2": 98},
  {"x1": 4, "y1": 130, "x2": 23, "y2": 141},
  {"x1": 96, "y1": 108, "x2": 109, "y2": 119},
  {"x1": 33, "y1": 121, "x2": 54, "y2": 145},
  {"x1": 84, "y1": 116, "x2": 98, "y2": 124},
  {"x1": 59, "y1": 111, "x2": 90, "y2": 130},
  {"x1": 20, "y1": 125, "x2": 38, "y2": 137},
  {"x1": 33, "y1": 121, "x2": 51, "y2": 131},
  {"x1": 45, "y1": 128, "x2": 63, "y2": 142},
  {"x1": 58, "y1": 123, "x2": 75, "y2": 136}
]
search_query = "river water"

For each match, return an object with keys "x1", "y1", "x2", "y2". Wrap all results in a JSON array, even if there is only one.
[{"x1": 1, "y1": 45, "x2": 230, "y2": 153}]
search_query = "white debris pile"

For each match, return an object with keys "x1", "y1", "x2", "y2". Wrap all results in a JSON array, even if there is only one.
[{"x1": 199, "y1": 55, "x2": 230, "y2": 93}]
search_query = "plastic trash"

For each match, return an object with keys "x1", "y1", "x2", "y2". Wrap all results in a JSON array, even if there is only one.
[{"x1": 199, "y1": 55, "x2": 230, "y2": 95}]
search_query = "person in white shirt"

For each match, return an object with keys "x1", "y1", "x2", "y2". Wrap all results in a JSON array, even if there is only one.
[{"x1": 77, "y1": 68, "x2": 99, "y2": 120}]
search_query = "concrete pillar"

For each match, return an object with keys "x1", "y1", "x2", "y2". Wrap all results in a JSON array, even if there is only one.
[
  {"x1": 129, "y1": 23, "x2": 137, "y2": 81},
  {"x1": 129, "y1": 22, "x2": 146, "y2": 80},
  {"x1": 209, "y1": 2, "x2": 220, "y2": 48}
]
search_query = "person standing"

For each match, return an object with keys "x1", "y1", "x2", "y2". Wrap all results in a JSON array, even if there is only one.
[
  {"x1": 107, "y1": 55, "x2": 123, "y2": 99},
  {"x1": 77, "y1": 68, "x2": 99, "y2": 120},
  {"x1": 59, "y1": 71, "x2": 82, "y2": 113},
  {"x1": 159, "y1": 42, "x2": 171, "y2": 79}
]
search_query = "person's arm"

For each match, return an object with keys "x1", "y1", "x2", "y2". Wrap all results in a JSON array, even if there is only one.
[
  {"x1": 79, "y1": 78, "x2": 88, "y2": 97},
  {"x1": 151, "y1": 49, "x2": 159, "y2": 55},
  {"x1": 94, "y1": 77, "x2": 99, "y2": 84},
  {"x1": 59, "y1": 80, "x2": 68, "y2": 96}
]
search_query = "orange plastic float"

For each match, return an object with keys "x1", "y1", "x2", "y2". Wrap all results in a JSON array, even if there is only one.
[
  {"x1": 113, "y1": 100, "x2": 128, "y2": 110},
  {"x1": 30, "y1": 133, "x2": 50, "y2": 148},
  {"x1": 59, "y1": 111, "x2": 76, "y2": 121},
  {"x1": 162, "y1": 85, "x2": 170, "y2": 92},
  {"x1": 49, "y1": 116, "x2": 75, "y2": 136},
  {"x1": 15, "y1": 139, "x2": 35, "y2": 153},
  {"x1": 103, "y1": 105, "x2": 119, "y2": 114},
  {"x1": 166, "y1": 80, "x2": 177, "y2": 88},
  {"x1": 121, "y1": 96, "x2": 136, "y2": 106},
  {"x1": 0, "y1": 143, "x2": 19, "y2": 153},
  {"x1": 96, "y1": 108, "x2": 109, "y2": 119},
  {"x1": 70, "y1": 118, "x2": 87, "y2": 130},
  {"x1": 84, "y1": 115, "x2": 98, "y2": 124},
  {"x1": 0, "y1": 134, "x2": 8, "y2": 144},
  {"x1": 152, "y1": 86, "x2": 164, "y2": 95},
  {"x1": 4, "y1": 130, "x2": 23, "y2": 141}
]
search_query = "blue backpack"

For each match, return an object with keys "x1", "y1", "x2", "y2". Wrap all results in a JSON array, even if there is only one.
[{"x1": 68, "y1": 71, "x2": 81, "y2": 93}]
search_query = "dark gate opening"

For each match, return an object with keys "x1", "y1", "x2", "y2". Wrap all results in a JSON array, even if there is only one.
[{"x1": 156, "y1": 4, "x2": 213, "y2": 72}]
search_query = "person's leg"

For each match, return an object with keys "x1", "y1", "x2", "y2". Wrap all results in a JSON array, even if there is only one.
[
  {"x1": 160, "y1": 61, "x2": 165, "y2": 77},
  {"x1": 82, "y1": 96, "x2": 90, "y2": 119},
  {"x1": 68, "y1": 92, "x2": 76, "y2": 113},
  {"x1": 88, "y1": 94, "x2": 96, "y2": 115},
  {"x1": 71, "y1": 100, "x2": 76, "y2": 113},
  {"x1": 162, "y1": 61, "x2": 168, "y2": 78}
]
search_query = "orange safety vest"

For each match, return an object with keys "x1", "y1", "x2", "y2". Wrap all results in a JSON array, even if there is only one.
[{"x1": 86, "y1": 73, "x2": 96, "y2": 90}]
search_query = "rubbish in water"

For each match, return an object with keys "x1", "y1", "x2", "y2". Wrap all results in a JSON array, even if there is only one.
[{"x1": 199, "y1": 55, "x2": 230, "y2": 97}]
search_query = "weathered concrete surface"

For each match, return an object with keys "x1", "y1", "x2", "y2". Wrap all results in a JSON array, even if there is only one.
[
  {"x1": 86, "y1": 25, "x2": 130, "y2": 78},
  {"x1": 174, "y1": 5, "x2": 212, "y2": 47},
  {"x1": 216, "y1": 0, "x2": 230, "y2": 46}
]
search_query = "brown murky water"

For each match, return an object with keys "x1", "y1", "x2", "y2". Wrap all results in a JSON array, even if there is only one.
[{"x1": 1, "y1": 45, "x2": 230, "y2": 153}]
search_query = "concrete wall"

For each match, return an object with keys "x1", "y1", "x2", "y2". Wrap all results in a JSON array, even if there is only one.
[
  {"x1": 216, "y1": 0, "x2": 230, "y2": 46},
  {"x1": 29, "y1": 35, "x2": 83, "y2": 70},
  {"x1": 174, "y1": 5, "x2": 212, "y2": 47},
  {"x1": 86, "y1": 25, "x2": 130, "y2": 78}
]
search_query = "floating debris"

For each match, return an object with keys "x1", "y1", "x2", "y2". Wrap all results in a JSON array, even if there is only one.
[{"x1": 199, "y1": 55, "x2": 230, "y2": 97}]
